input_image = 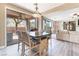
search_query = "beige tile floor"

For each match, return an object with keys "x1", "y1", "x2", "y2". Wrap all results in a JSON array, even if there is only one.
[{"x1": 0, "y1": 34, "x2": 79, "y2": 56}]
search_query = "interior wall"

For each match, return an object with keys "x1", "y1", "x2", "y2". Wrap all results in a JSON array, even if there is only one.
[
  {"x1": 59, "y1": 18, "x2": 79, "y2": 32},
  {"x1": 53, "y1": 21, "x2": 60, "y2": 33},
  {"x1": 53, "y1": 21, "x2": 65, "y2": 33},
  {"x1": 45, "y1": 4, "x2": 79, "y2": 30},
  {"x1": 0, "y1": 4, "x2": 6, "y2": 47},
  {"x1": 56, "y1": 20, "x2": 79, "y2": 32}
]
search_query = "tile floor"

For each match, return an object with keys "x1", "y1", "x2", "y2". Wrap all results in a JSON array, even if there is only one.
[{"x1": 0, "y1": 34, "x2": 79, "y2": 56}]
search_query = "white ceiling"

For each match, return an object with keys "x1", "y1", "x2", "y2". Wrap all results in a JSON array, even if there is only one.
[
  {"x1": 46, "y1": 7, "x2": 79, "y2": 21},
  {"x1": 13, "y1": 3, "x2": 79, "y2": 21},
  {"x1": 14, "y1": 3, "x2": 63, "y2": 13}
]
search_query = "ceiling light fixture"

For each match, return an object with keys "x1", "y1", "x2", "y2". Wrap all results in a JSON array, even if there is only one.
[{"x1": 32, "y1": 3, "x2": 41, "y2": 18}]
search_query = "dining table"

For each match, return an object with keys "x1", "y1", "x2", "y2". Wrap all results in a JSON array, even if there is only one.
[
  {"x1": 28, "y1": 31, "x2": 50, "y2": 37},
  {"x1": 21, "y1": 31, "x2": 51, "y2": 56}
]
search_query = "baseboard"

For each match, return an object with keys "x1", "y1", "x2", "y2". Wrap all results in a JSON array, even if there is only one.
[
  {"x1": 0, "y1": 46, "x2": 6, "y2": 49},
  {"x1": 57, "y1": 39, "x2": 79, "y2": 45}
]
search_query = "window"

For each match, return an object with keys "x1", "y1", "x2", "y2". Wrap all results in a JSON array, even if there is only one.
[
  {"x1": 29, "y1": 19, "x2": 36, "y2": 30},
  {"x1": 6, "y1": 17, "x2": 26, "y2": 28},
  {"x1": 18, "y1": 20, "x2": 26, "y2": 27},
  {"x1": 43, "y1": 19, "x2": 52, "y2": 32},
  {"x1": 6, "y1": 18, "x2": 15, "y2": 27}
]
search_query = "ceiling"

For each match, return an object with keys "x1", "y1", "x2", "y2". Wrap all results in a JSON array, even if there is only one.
[
  {"x1": 46, "y1": 7, "x2": 79, "y2": 21},
  {"x1": 13, "y1": 3, "x2": 63, "y2": 13},
  {"x1": 12, "y1": 3, "x2": 79, "y2": 21}
]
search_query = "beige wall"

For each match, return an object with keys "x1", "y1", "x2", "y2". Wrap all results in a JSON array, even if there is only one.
[
  {"x1": 0, "y1": 3, "x2": 33, "y2": 48},
  {"x1": 0, "y1": 4, "x2": 6, "y2": 47},
  {"x1": 52, "y1": 21, "x2": 64, "y2": 34}
]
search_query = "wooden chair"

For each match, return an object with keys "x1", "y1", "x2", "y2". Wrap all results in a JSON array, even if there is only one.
[
  {"x1": 39, "y1": 37, "x2": 48, "y2": 56},
  {"x1": 16, "y1": 31, "x2": 22, "y2": 51},
  {"x1": 17, "y1": 31, "x2": 49, "y2": 56},
  {"x1": 17, "y1": 31, "x2": 40, "y2": 56}
]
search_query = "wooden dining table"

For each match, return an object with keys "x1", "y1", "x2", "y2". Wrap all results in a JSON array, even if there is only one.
[
  {"x1": 21, "y1": 31, "x2": 51, "y2": 56},
  {"x1": 29, "y1": 31, "x2": 50, "y2": 37}
]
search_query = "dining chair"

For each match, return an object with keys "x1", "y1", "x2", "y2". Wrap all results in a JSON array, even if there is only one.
[
  {"x1": 39, "y1": 37, "x2": 49, "y2": 56},
  {"x1": 17, "y1": 31, "x2": 40, "y2": 56},
  {"x1": 16, "y1": 31, "x2": 22, "y2": 51}
]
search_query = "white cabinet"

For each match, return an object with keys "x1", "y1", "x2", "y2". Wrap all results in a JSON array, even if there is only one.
[{"x1": 57, "y1": 31, "x2": 79, "y2": 44}]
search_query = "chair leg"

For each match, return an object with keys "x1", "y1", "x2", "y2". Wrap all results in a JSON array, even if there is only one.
[
  {"x1": 18, "y1": 41, "x2": 20, "y2": 52},
  {"x1": 21, "y1": 42, "x2": 25, "y2": 56},
  {"x1": 18, "y1": 44, "x2": 19, "y2": 51},
  {"x1": 29, "y1": 46, "x2": 32, "y2": 56}
]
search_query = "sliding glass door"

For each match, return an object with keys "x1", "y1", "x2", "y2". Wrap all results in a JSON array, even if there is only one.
[
  {"x1": 29, "y1": 19, "x2": 36, "y2": 31},
  {"x1": 6, "y1": 17, "x2": 26, "y2": 46}
]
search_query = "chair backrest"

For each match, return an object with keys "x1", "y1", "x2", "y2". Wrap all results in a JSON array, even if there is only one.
[
  {"x1": 39, "y1": 38, "x2": 48, "y2": 55},
  {"x1": 17, "y1": 31, "x2": 36, "y2": 46},
  {"x1": 21, "y1": 32, "x2": 29, "y2": 43},
  {"x1": 16, "y1": 31, "x2": 22, "y2": 41},
  {"x1": 20, "y1": 31, "x2": 33, "y2": 46}
]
